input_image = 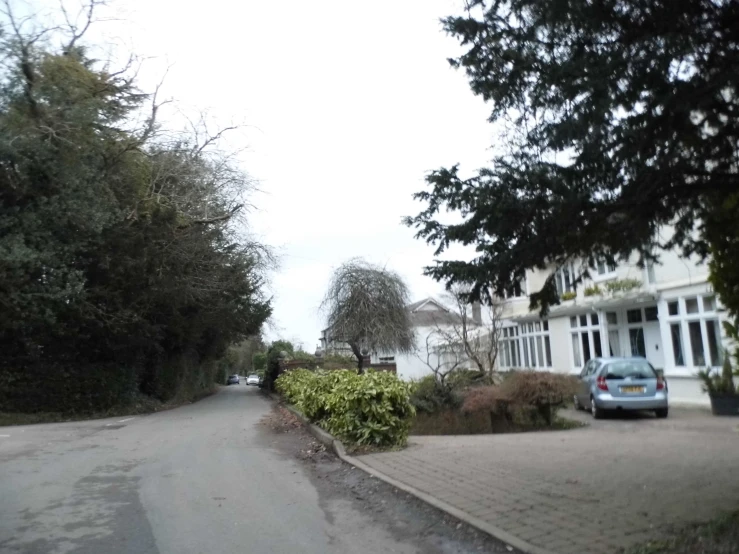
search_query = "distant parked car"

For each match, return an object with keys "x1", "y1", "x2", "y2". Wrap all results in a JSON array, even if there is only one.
[
  {"x1": 573, "y1": 357, "x2": 668, "y2": 419},
  {"x1": 246, "y1": 374, "x2": 261, "y2": 386},
  {"x1": 227, "y1": 374, "x2": 240, "y2": 385}
]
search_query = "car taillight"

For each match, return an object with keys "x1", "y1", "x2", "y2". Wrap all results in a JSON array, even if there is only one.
[
  {"x1": 596, "y1": 376, "x2": 608, "y2": 391},
  {"x1": 656, "y1": 379, "x2": 665, "y2": 391}
]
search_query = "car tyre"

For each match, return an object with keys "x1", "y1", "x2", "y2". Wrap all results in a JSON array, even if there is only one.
[
  {"x1": 655, "y1": 408, "x2": 668, "y2": 418},
  {"x1": 590, "y1": 396, "x2": 605, "y2": 419}
]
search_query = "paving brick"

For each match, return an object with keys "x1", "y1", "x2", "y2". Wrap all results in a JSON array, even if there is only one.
[{"x1": 357, "y1": 408, "x2": 739, "y2": 554}]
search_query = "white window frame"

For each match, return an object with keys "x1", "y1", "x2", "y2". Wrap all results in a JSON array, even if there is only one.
[
  {"x1": 592, "y1": 260, "x2": 617, "y2": 282},
  {"x1": 502, "y1": 275, "x2": 529, "y2": 300},
  {"x1": 555, "y1": 263, "x2": 577, "y2": 295},
  {"x1": 569, "y1": 312, "x2": 605, "y2": 370},
  {"x1": 663, "y1": 294, "x2": 723, "y2": 369},
  {"x1": 499, "y1": 321, "x2": 552, "y2": 370}
]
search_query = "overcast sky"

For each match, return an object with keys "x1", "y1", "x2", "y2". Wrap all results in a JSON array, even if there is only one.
[{"x1": 39, "y1": 0, "x2": 496, "y2": 350}]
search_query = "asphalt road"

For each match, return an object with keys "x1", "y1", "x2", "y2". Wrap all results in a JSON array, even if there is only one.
[{"x1": 0, "y1": 385, "x2": 421, "y2": 554}]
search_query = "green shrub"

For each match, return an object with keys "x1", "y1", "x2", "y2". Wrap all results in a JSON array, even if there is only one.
[
  {"x1": 252, "y1": 352, "x2": 267, "y2": 371},
  {"x1": 276, "y1": 369, "x2": 415, "y2": 447},
  {"x1": 560, "y1": 291, "x2": 577, "y2": 301},
  {"x1": 584, "y1": 285, "x2": 602, "y2": 297},
  {"x1": 409, "y1": 375, "x2": 458, "y2": 414},
  {"x1": 604, "y1": 278, "x2": 641, "y2": 293},
  {"x1": 324, "y1": 371, "x2": 415, "y2": 446},
  {"x1": 697, "y1": 350, "x2": 737, "y2": 396}
]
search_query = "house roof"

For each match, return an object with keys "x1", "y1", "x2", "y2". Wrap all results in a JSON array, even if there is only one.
[{"x1": 407, "y1": 297, "x2": 462, "y2": 327}]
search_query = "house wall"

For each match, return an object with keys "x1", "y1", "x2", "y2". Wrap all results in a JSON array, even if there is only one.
[
  {"x1": 495, "y1": 231, "x2": 730, "y2": 406},
  {"x1": 548, "y1": 316, "x2": 572, "y2": 374}
]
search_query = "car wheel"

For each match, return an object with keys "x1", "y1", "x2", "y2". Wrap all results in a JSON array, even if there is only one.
[
  {"x1": 573, "y1": 394, "x2": 583, "y2": 411},
  {"x1": 655, "y1": 408, "x2": 668, "y2": 418},
  {"x1": 590, "y1": 396, "x2": 604, "y2": 419}
]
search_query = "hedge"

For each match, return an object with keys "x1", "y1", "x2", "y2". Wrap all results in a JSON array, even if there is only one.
[{"x1": 276, "y1": 369, "x2": 415, "y2": 447}]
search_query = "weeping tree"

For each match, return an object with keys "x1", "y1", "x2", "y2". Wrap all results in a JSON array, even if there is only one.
[{"x1": 321, "y1": 259, "x2": 415, "y2": 373}]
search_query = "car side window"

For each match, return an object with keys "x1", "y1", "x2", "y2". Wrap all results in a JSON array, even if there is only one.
[
  {"x1": 580, "y1": 360, "x2": 592, "y2": 378},
  {"x1": 590, "y1": 361, "x2": 601, "y2": 376}
]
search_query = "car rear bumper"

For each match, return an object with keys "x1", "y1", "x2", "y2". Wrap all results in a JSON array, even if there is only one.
[{"x1": 594, "y1": 392, "x2": 668, "y2": 411}]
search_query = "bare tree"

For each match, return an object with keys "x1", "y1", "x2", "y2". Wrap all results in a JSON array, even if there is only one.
[
  {"x1": 434, "y1": 286, "x2": 504, "y2": 377},
  {"x1": 415, "y1": 329, "x2": 465, "y2": 387},
  {"x1": 321, "y1": 258, "x2": 415, "y2": 373}
]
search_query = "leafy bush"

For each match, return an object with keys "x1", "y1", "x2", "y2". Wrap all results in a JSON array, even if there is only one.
[
  {"x1": 560, "y1": 291, "x2": 577, "y2": 301},
  {"x1": 324, "y1": 371, "x2": 415, "y2": 446},
  {"x1": 276, "y1": 369, "x2": 415, "y2": 447},
  {"x1": 410, "y1": 375, "x2": 459, "y2": 414},
  {"x1": 252, "y1": 352, "x2": 267, "y2": 371},
  {"x1": 604, "y1": 278, "x2": 641, "y2": 293},
  {"x1": 584, "y1": 285, "x2": 602, "y2": 297},
  {"x1": 409, "y1": 370, "x2": 492, "y2": 414},
  {"x1": 499, "y1": 371, "x2": 579, "y2": 425},
  {"x1": 447, "y1": 368, "x2": 493, "y2": 389},
  {"x1": 697, "y1": 351, "x2": 737, "y2": 396}
]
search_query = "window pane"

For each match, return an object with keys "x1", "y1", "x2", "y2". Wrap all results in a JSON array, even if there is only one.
[
  {"x1": 686, "y1": 298, "x2": 699, "y2": 314},
  {"x1": 688, "y1": 321, "x2": 705, "y2": 366},
  {"x1": 606, "y1": 312, "x2": 617, "y2": 325},
  {"x1": 644, "y1": 307, "x2": 658, "y2": 321},
  {"x1": 591, "y1": 313, "x2": 599, "y2": 325},
  {"x1": 668, "y1": 301, "x2": 679, "y2": 316},
  {"x1": 572, "y1": 334, "x2": 581, "y2": 367},
  {"x1": 580, "y1": 314, "x2": 588, "y2": 327},
  {"x1": 544, "y1": 337, "x2": 552, "y2": 366},
  {"x1": 570, "y1": 316, "x2": 577, "y2": 328},
  {"x1": 705, "y1": 320, "x2": 723, "y2": 367},
  {"x1": 670, "y1": 324, "x2": 685, "y2": 366},
  {"x1": 608, "y1": 330, "x2": 621, "y2": 357},
  {"x1": 535, "y1": 321, "x2": 541, "y2": 331},
  {"x1": 564, "y1": 266, "x2": 573, "y2": 292},
  {"x1": 581, "y1": 332, "x2": 592, "y2": 363},
  {"x1": 627, "y1": 309, "x2": 643, "y2": 323},
  {"x1": 536, "y1": 336, "x2": 544, "y2": 367},
  {"x1": 529, "y1": 338, "x2": 536, "y2": 367},
  {"x1": 528, "y1": 323, "x2": 534, "y2": 332},
  {"x1": 593, "y1": 331, "x2": 603, "y2": 357},
  {"x1": 503, "y1": 342, "x2": 510, "y2": 367},
  {"x1": 703, "y1": 296, "x2": 716, "y2": 312},
  {"x1": 514, "y1": 341, "x2": 521, "y2": 367},
  {"x1": 597, "y1": 261, "x2": 606, "y2": 274},
  {"x1": 629, "y1": 328, "x2": 646, "y2": 357},
  {"x1": 543, "y1": 321, "x2": 549, "y2": 331}
]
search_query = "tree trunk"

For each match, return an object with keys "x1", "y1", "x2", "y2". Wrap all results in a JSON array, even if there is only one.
[{"x1": 350, "y1": 341, "x2": 364, "y2": 374}]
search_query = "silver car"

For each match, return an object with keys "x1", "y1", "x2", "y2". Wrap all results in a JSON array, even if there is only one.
[{"x1": 573, "y1": 357, "x2": 668, "y2": 419}]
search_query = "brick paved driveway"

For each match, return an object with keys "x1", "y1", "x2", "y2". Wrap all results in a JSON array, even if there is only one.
[{"x1": 358, "y1": 408, "x2": 739, "y2": 554}]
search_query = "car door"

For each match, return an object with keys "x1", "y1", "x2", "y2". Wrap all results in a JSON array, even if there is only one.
[{"x1": 577, "y1": 360, "x2": 593, "y2": 404}]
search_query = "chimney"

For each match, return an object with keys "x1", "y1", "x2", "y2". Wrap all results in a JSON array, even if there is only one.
[{"x1": 472, "y1": 302, "x2": 482, "y2": 325}]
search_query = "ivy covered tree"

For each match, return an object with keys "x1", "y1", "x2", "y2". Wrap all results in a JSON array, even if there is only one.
[{"x1": 405, "y1": 0, "x2": 739, "y2": 314}]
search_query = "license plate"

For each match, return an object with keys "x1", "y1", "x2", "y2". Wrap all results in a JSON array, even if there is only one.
[{"x1": 621, "y1": 386, "x2": 645, "y2": 393}]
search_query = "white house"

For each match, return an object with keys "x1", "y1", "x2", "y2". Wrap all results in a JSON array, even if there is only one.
[
  {"x1": 496, "y1": 227, "x2": 729, "y2": 405},
  {"x1": 371, "y1": 297, "x2": 478, "y2": 381}
]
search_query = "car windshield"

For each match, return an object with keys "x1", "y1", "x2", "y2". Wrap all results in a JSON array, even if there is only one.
[
  {"x1": 249, "y1": 375, "x2": 258, "y2": 378},
  {"x1": 603, "y1": 361, "x2": 656, "y2": 380}
]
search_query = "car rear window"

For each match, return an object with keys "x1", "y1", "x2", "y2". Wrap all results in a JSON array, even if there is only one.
[{"x1": 604, "y1": 361, "x2": 656, "y2": 380}]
